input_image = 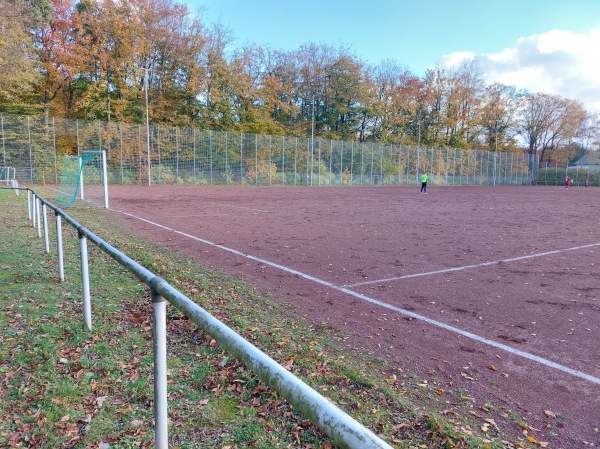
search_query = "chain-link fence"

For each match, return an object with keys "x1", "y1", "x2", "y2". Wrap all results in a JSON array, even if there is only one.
[
  {"x1": 1, "y1": 113, "x2": 543, "y2": 187},
  {"x1": 537, "y1": 162, "x2": 600, "y2": 187}
]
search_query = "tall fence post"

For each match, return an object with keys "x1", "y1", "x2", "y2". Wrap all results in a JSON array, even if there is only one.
[
  {"x1": 240, "y1": 132, "x2": 244, "y2": 186},
  {"x1": 27, "y1": 116, "x2": 33, "y2": 182},
  {"x1": 254, "y1": 133, "x2": 258, "y2": 185},
  {"x1": 119, "y1": 122, "x2": 124, "y2": 184},
  {"x1": 281, "y1": 137, "x2": 286, "y2": 185},
  {"x1": 329, "y1": 141, "x2": 335, "y2": 185},
  {"x1": 209, "y1": 130, "x2": 213, "y2": 185},
  {"x1": 43, "y1": 204, "x2": 50, "y2": 254},
  {"x1": 175, "y1": 127, "x2": 179, "y2": 185},
  {"x1": 102, "y1": 150, "x2": 109, "y2": 208},
  {"x1": 52, "y1": 117, "x2": 58, "y2": 184},
  {"x1": 1, "y1": 113, "x2": 5, "y2": 167},
  {"x1": 78, "y1": 228, "x2": 93, "y2": 331},
  {"x1": 193, "y1": 128, "x2": 197, "y2": 180},
  {"x1": 79, "y1": 156, "x2": 85, "y2": 200},
  {"x1": 150, "y1": 279, "x2": 169, "y2": 449},
  {"x1": 56, "y1": 212, "x2": 64, "y2": 282}
]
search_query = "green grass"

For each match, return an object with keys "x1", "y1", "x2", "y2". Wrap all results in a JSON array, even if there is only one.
[{"x1": 0, "y1": 188, "x2": 522, "y2": 448}]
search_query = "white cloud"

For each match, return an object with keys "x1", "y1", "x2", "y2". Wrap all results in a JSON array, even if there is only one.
[
  {"x1": 439, "y1": 26, "x2": 600, "y2": 113},
  {"x1": 438, "y1": 51, "x2": 475, "y2": 67}
]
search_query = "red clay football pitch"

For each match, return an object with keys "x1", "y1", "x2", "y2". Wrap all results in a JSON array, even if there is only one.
[{"x1": 105, "y1": 184, "x2": 600, "y2": 448}]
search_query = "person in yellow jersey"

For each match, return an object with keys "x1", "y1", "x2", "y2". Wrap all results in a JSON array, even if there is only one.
[{"x1": 420, "y1": 172, "x2": 428, "y2": 194}]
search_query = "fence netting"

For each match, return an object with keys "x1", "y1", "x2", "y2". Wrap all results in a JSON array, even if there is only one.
[{"x1": 7, "y1": 112, "x2": 590, "y2": 188}]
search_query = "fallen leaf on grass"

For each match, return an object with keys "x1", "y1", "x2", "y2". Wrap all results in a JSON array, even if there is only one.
[
  {"x1": 544, "y1": 410, "x2": 556, "y2": 418},
  {"x1": 486, "y1": 418, "x2": 497, "y2": 424},
  {"x1": 385, "y1": 374, "x2": 397, "y2": 384}
]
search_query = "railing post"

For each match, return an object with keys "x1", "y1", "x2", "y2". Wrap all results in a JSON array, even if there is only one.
[
  {"x1": 43, "y1": 204, "x2": 50, "y2": 253},
  {"x1": 36, "y1": 197, "x2": 41, "y2": 238},
  {"x1": 27, "y1": 190, "x2": 31, "y2": 221},
  {"x1": 78, "y1": 228, "x2": 92, "y2": 331},
  {"x1": 32, "y1": 193, "x2": 36, "y2": 228},
  {"x1": 150, "y1": 278, "x2": 169, "y2": 449},
  {"x1": 56, "y1": 212, "x2": 64, "y2": 282}
]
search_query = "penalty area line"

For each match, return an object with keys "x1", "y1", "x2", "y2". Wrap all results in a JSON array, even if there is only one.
[
  {"x1": 111, "y1": 208, "x2": 600, "y2": 387},
  {"x1": 345, "y1": 242, "x2": 600, "y2": 288}
]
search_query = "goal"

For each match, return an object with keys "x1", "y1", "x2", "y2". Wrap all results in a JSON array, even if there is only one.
[
  {"x1": 0, "y1": 166, "x2": 19, "y2": 195},
  {"x1": 55, "y1": 151, "x2": 109, "y2": 208}
]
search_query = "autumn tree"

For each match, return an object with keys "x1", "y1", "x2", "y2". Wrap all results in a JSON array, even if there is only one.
[
  {"x1": 293, "y1": 43, "x2": 336, "y2": 139},
  {"x1": 3, "y1": 0, "x2": 597, "y2": 158},
  {"x1": 433, "y1": 60, "x2": 484, "y2": 148},
  {"x1": 577, "y1": 112, "x2": 600, "y2": 152},
  {"x1": 33, "y1": 0, "x2": 90, "y2": 120},
  {"x1": 195, "y1": 23, "x2": 237, "y2": 130},
  {"x1": 0, "y1": 0, "x2": 39, "y2": 114},
  {"x1": 519, "y1": 92, "x2": 587, "y2": 166},
  {"x1": 262, "y1": 50, "x2": 300, "y2": 132},
  {"x1": 422, "y1": 67, "x2": 447, "y2": 146},
  {"x1": 229, "y1": 45, "x2": 298, "y2": 135},
  {"x1": 323, "y1": 52, "x2": 365, "y2": 141},
  {"x1": 364, "y1": 61, "x2": 424, "y2": 144},
  {"x1": 479, "y1": 83, "x2": 520, "y2": 151},
  {"x1": 70, "y1": 0, "x2": 138, "y2": 122}
]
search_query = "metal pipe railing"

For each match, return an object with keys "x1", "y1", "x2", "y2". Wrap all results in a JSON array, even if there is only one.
[{"x1": 1, "y1": 186, "x2": 394, "y2": 449}]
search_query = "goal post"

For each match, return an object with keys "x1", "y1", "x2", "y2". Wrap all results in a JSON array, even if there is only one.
[
  {"x1": 55, "y1": 150, "x2": 109, "y2": 208},
  {"x1": 80, "y1": 150, "x2": 109, "y2": 208},
  {"x1": 0, "y1": 166, "x2": 19, "y2": 195},
  {"x1": 0, "y1": 166, "x2": 15, "y2": 185}
]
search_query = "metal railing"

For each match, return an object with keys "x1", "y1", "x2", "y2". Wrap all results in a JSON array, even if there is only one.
[{"x1": 3, "y1": 186, "x2": 394, "y2": 449}]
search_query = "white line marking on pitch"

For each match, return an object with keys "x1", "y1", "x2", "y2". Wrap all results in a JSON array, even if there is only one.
[
  {"x1": 111, "y1": 208, "x2": 600, "y2": 386},
  {"x1": 165, "y1": 214, "x2": 231, "y2": 218},
  {"x1": 345, "y1": 243, "x2": 600, "y2": 287},
  {"x1": 218, "y1": 204, "x2": 271, "y2": 213}
]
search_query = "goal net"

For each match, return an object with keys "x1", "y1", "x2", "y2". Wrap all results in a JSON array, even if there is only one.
[{"x1": 55, "y1": 151, "x2": 108, "y2": 208}]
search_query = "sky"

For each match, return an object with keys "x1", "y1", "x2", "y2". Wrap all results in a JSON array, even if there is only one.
[{"x1": 189, "y1": 0, "x2": 600, "y2": 113}]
